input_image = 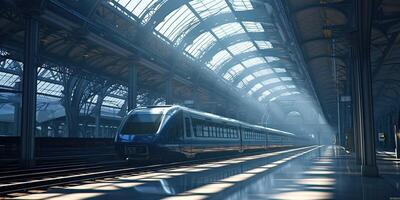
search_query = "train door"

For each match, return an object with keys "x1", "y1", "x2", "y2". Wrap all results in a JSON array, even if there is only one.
[{"x1": 183, "y1": 114, "x2": 193, "y2": 158}]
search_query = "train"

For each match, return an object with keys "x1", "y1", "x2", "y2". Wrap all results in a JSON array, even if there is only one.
[{"x1": 115, "y1": 105, "x2": 312, "y2": 160}]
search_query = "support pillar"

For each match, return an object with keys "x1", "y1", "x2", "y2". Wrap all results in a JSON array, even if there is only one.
[
  {"x1": 21, "y1": 15, "x2": 39, "y2": 168},
  {"x1": 350, "y1": 47, "x2": 362, "y2": 164},
  {"x1": 356, "y1": 0, "x2": 378, "y2": 177},
  {"x1": 395, "y1": 125, "x2": 400, "y2": 158},
  {"x1": 128, "y1": 61, "x2": 138, "y2": 111},
  {"x1": 165, "y1": 73, "x2": 173, "y2": 105}
]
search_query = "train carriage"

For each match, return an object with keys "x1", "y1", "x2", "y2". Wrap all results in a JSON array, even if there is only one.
[{"x1": 115, "y1": 105, "x2": 311, "y2": 160}]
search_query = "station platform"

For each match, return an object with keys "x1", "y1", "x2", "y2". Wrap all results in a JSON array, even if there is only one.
[{"x1": 12, "y1": 146, "x2": 400, "y2": 200}]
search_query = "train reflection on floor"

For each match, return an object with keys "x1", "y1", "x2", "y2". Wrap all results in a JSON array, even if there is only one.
[{"x1": 14, "y1": 145, "x2": 400, "y2": 200}]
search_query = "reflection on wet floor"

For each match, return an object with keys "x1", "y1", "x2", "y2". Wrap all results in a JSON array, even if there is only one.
[{"x1": 14, "y1": 145, "x2": 400, "y2": 200}]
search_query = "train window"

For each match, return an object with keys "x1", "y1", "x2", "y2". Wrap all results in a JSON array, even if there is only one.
[
  {"x1": 196, "y1": 124, "x2": 201, "y2": 137},
  {"x1": 200, "y1": 125, "x2": 204, "y2": 137},
  {"x1": 185, "y1": 118, "x2": 191, "y2": 137},
  {"x1": 212, "y1": 126, "x2": 216, "y2": 137},
  {"x1": 121, "y1": 113, "x2": 162, "y2": 135},
  {"x1": 192, "y1": 123, "x2": 197, "y2": 136},
  {"x1": 204, "y1": 126, "x2": 209, "y2": 137},
  {"x1": 224, "y1": 127, "x2": 228, "y2": 138}
]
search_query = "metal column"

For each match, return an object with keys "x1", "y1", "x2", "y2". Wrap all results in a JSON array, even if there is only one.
[
  {"x1": 21, "y1": 15, "x2": 39, "y2": 168},
  {"x1": 128, "y1": 61, "x2": 138, "y2": 111},
  {"x1": 350, "y1": 47, "x2": 361, "y2": 164},
  {"x1": 356, "y1": 0, "x2": 378, "y2": 177},
  {"x1": 165, "y1": 73, "x2": 173, "y2": 105}
]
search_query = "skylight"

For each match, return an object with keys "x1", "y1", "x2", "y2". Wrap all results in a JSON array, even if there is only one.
[
  {"x1": 113, "y1": 0, "x2": 166, "y2": 24},
  {"x1": 242, "y1": 74, "x2": 255, "y2": 85},
  {"x1": 227, "y1": 41, "x2": 256, "y2": 55},
  {"x1": 185, "y1": 32, "x2": 217, "y2": 58},
  {"x1": 231, "y1": 0, "x2": 254, "y2": 11},
  {"x1": 280, "y1": 77, "x2": 292, "y2": 81},
  {"x1": 207, "y1": 50, "x2": 232, "y2": 70},
  {"x1": 253, "y1": 68, "x2": 273, "y2": 77},
  {"x1": 242, "y1": 57, "x2": 266, "y2": 68},
  {"x1": 155, "y1": 5, "x2": 199, "y2": 44},
  {"x1": 223, "y1": 64, "x2": 245, "y2": 80},
  {"x1": 0, "y1": 72, "x2": 19, "y2": 88},
  {"x1": 270, "y1": 85, "x2": 287, "y2": 92},
  {"x1": 248, "y1": 83, "x2": 263, "y2": 95},
  {"x1": 242, "y1": 21, "x2": 264, "y2": 32},
  {"x1": 223, "y1": 73, "x2": 234, "y2": 81},
  {"x1": 262, "y1": 78, "x2": 280, "y2": 85},
  {"x1": 274, "y1": 68, "x2": 287, "y2": 73},
  {"x1": 190, "y1": 0, "x2": 230, "y2": 19},
  {"x1": 265, "y1": 56, "x2": 280, "y2": 63},
  {"x1": 258, "y1": 90, "x2": 271, "y2": 101},
  {"x1": 212, "y1": 23, "x2": 246, "y2": 39},
  {"x1": 37, "y1": 81, "x2": 63, "y2": 96},
  {"x1": 255, "y1": 41, "x2": 273, "y2": 49},
  {"x1": 103, "y1": 96, "x2": 125, "y2": 108}
]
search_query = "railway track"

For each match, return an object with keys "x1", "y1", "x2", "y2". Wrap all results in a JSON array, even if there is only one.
[{"x1": 0, "y1": 146, "x2": 317, "y2": 197}]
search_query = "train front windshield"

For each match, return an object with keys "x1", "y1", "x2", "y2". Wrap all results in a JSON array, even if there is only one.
[{"x1": 121, "y1": 113, "x2": 163, "y2": 135}]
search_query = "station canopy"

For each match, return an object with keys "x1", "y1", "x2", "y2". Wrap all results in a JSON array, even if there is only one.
[{"x1": 110, "y1": 0, "x2": 306, "y2": 103}]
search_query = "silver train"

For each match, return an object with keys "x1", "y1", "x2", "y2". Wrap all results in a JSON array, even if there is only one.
[{"x1": 115, "y1": 105, "x2": 311, "y2": 160}]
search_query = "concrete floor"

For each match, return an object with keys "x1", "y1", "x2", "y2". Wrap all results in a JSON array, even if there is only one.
[{"x1": 13, "y1": 145, "x2": 400, "y2": 200}]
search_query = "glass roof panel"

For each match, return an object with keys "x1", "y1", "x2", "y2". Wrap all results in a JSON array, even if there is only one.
[
  {"x1": 280, "y1": 92, "x2": 292, "y2": 97},
  {"x1": 212, "y1": 23, "x2": 246, "y2": 39},
  {"x1": 109, "y1": 85, "x2": 127, "y2": 97},
  {"x1": 242, "y1": 21, "x2": 264, "y2": 32},
  {"x1": 185, "y1": 32, "x2": 217, "y2": 58},
  {"x1": 38, "y1": 68, "x2": 61, "y2": 81},
  {"x1": 265, "y1": 56, "x2": 280, "y2": 63},
  {"x1": 255, "y1": 41, "x2": 273, "y2": 49},
  {"x1": 270, "y1": 85, "x2": 286, "y2": 92},
  {"x1": 280, "y1": 77, "x2": 292, "y2": 81},
  {"x1": 237, "y1": 81, "x2": 245, "y2": 88},
  {"x1": 223, "y1": 72, "x2": 234, "y2": 81},
  {"x1": 253, "y1": 68, "x2": 273, "y2": 77},
  {"x1": 224, "y1": 63, "x2": 245, "y2": 80},
  {"x1": 248, "y1": 83, "x2": 263, "y2": 95},
  {"x1": 227, "y1": 41, "x2": 256, "y2": 55},
  {"x1": 103, "y1": 96, "x2": 125, "y2": 108},
  {"x1": 113, "y1": 0, "x2": 166, "y2": 24},
  {"x1": 155, "y1": 5, "x2": 199, "y2": 44},
  {"x1": 241, "y1": 74, "x2": 255, "y2": 85},
  {"x1": 258, "y1": 90, "x2": 271, "y2": 101},
  {"x1": 262, "y1": 78, "x2": 280, "y2": 85},
  {"x1": 242, "y1": 57, "x2": 266, "y2": 68},
  {"x1": 37, "y1": 81, "x2": 63, "y2": 96},
  {"x1": 0, "y1": 72, "x2": 19, "y2": 88},
  {"x1": 207, "y1": 50, "x2": 232, "y2": 70},
  {"x1": 190, "y1": 0, "x2": 230, "y2": 19},
  {"x1": 274, "y1": 68, "x2": 286, "y2": 73},
  {"x1": 230, "y1": 0, "x2": 254, "y2": 11}
]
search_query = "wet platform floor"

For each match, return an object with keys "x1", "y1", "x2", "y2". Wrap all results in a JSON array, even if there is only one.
[{"x1": 12, "y1": 145, "x2": 400, "y2": 200}]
